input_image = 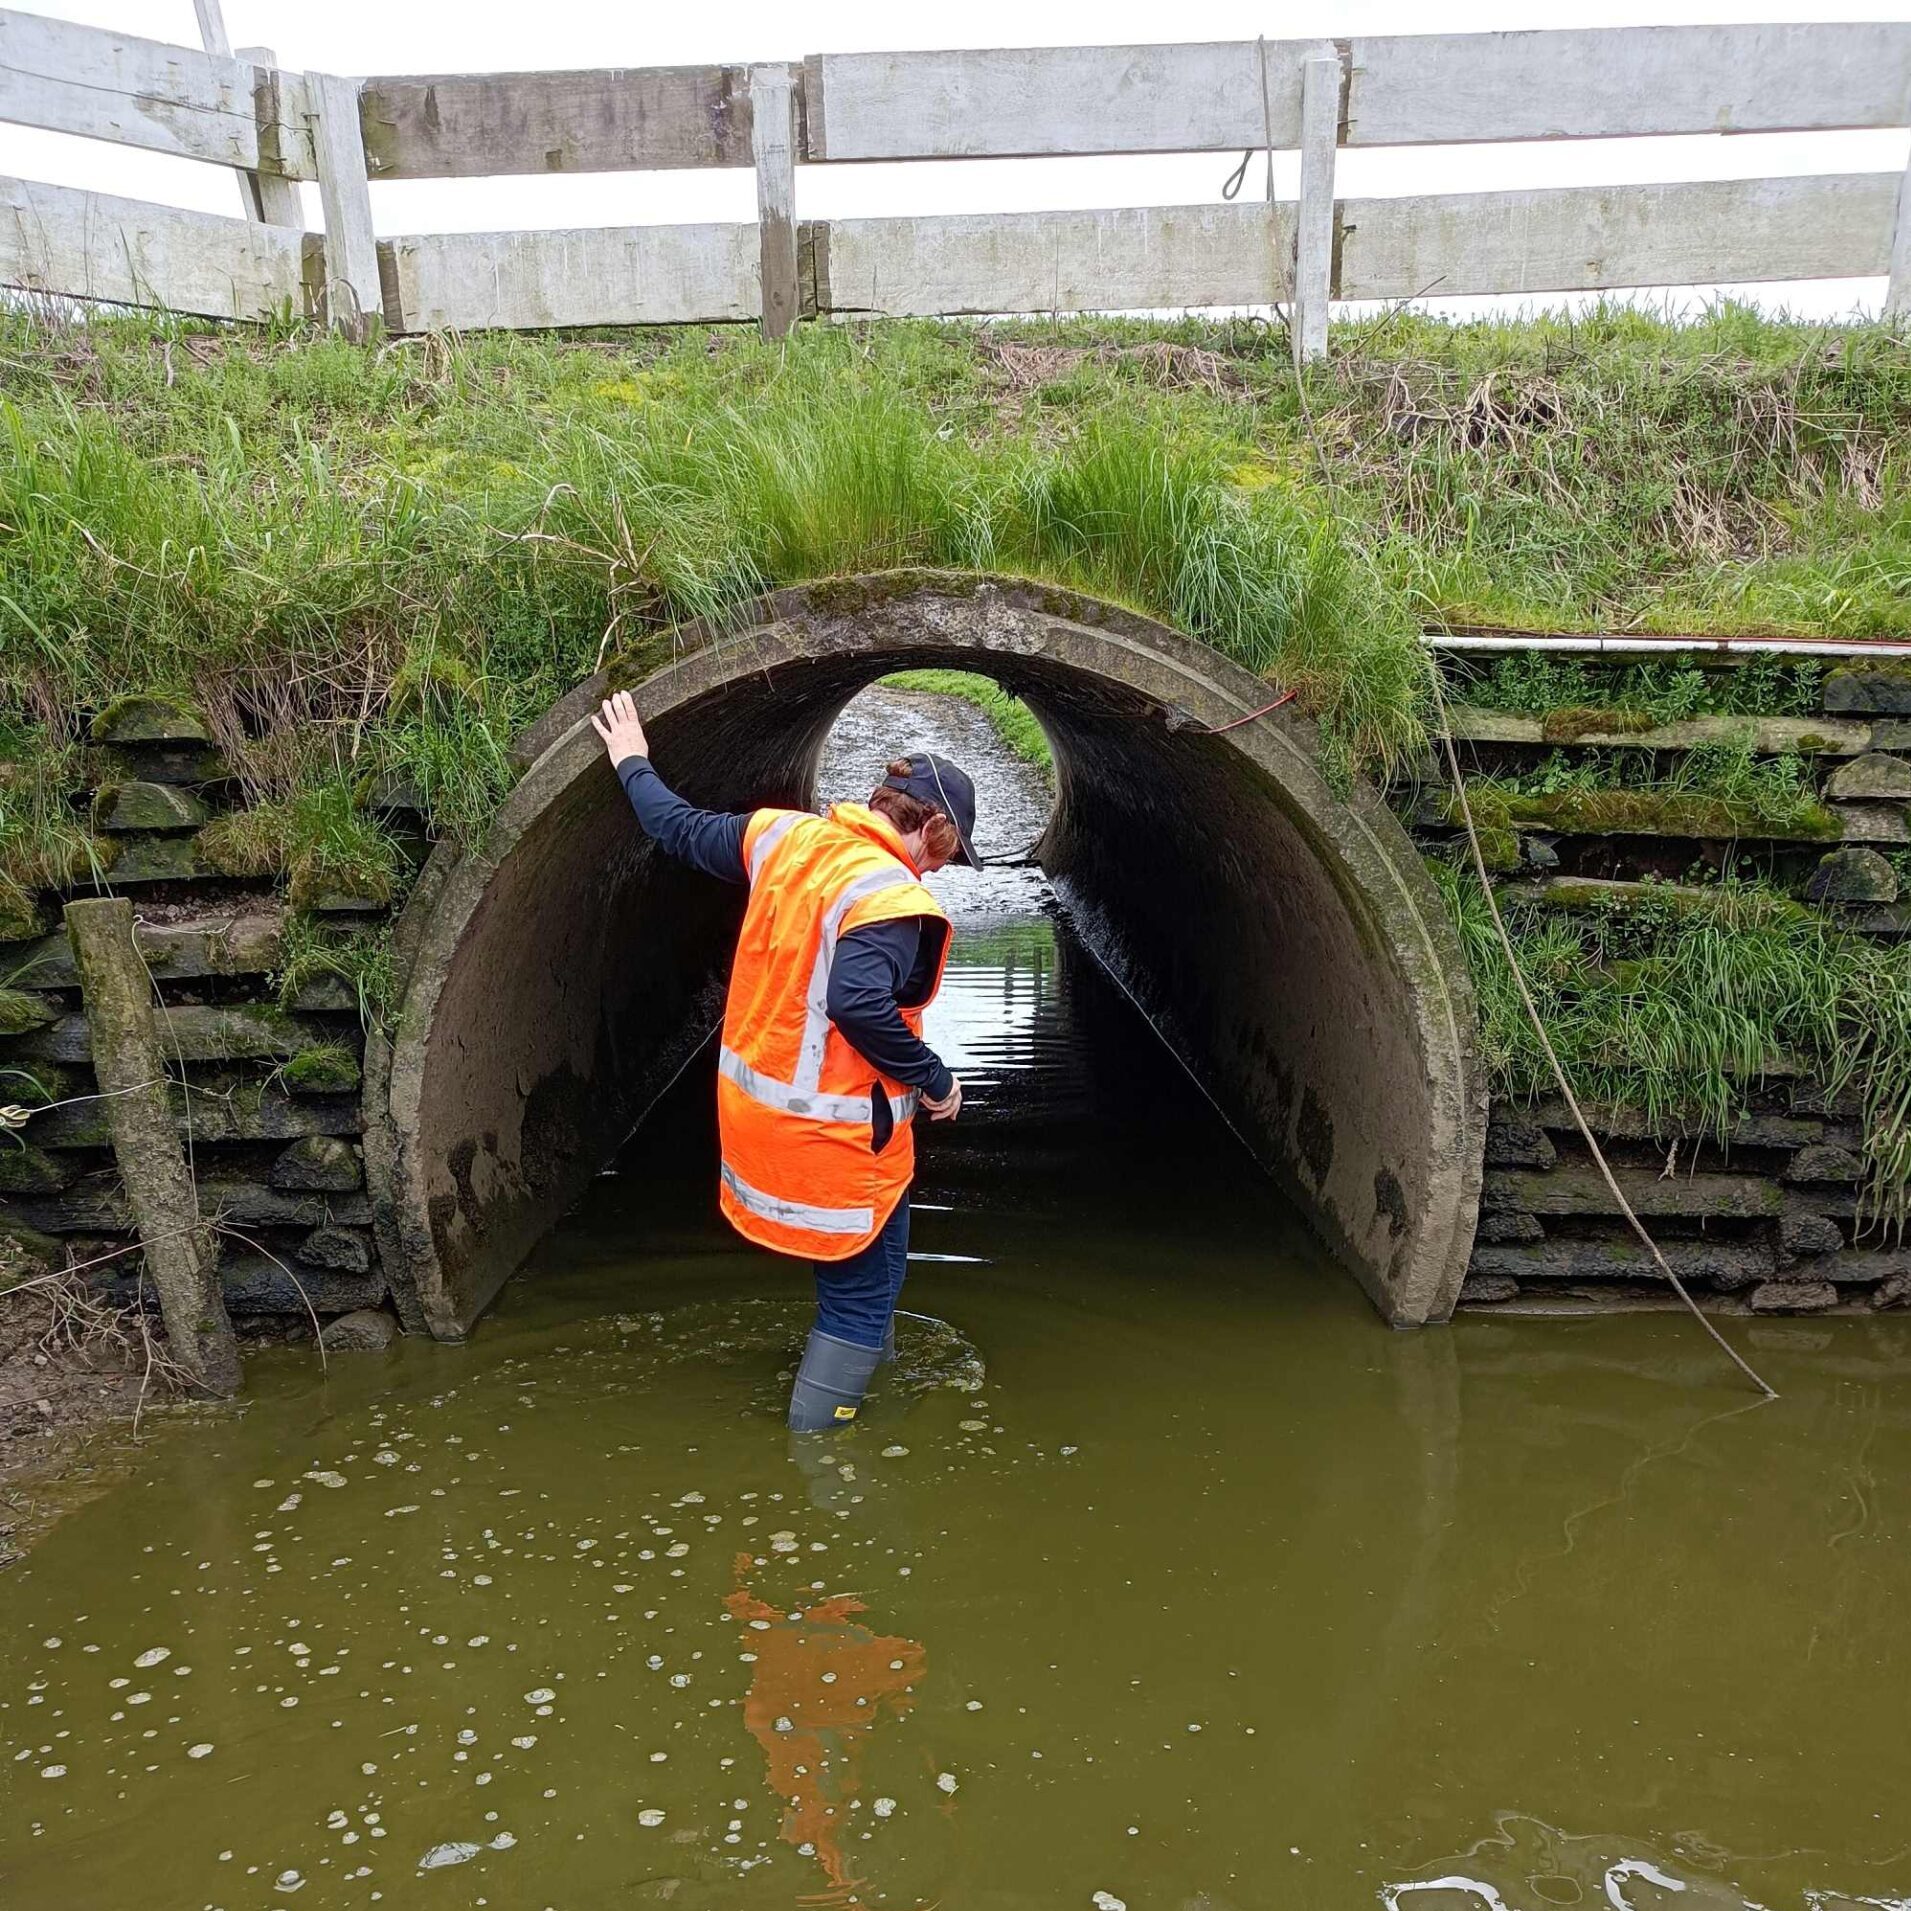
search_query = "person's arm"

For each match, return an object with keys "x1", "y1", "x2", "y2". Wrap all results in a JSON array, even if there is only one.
[
  {"x1": 592, "y1": 691, "x2": 747, "y2": 885},
  {"x1": 827, "y1": 920, "x2": 958, "y2": 1110}
]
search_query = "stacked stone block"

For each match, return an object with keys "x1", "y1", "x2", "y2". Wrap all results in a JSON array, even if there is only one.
[{"x1": 0, "y1": 699, "x2": 402, "y2": 1333}]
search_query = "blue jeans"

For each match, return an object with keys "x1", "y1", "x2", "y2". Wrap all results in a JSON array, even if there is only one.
[{"x1": 813, "y1": 1196, "x2": 909, "y2": 1349}]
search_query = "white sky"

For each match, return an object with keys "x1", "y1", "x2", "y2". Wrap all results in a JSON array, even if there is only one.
[{"x1": 0, "y1": 0, "x2": 1905, "y2": 322}]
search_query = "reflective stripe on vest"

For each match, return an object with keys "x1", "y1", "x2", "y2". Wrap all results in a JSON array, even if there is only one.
[
  {"x1": 720, "y1": 1163, "x2": 873, "y2": 1237},
  {"x1": 718, "y1": 1044, "x2": 918, "y2": 1126},
  {"x1": 744, "y1": 809, "x2": 802, "y2": 880},
  {"x1": 793, "y1": 866, "x2": 916, "y2": 1092}
]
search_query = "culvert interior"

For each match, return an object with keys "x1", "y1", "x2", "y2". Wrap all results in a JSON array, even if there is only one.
[{"x1": 367, "y1": 577, "x2": 1484, "y2": 1340}]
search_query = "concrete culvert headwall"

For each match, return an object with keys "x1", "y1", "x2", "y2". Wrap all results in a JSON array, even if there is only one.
[{"x1": 365, "y1": 575, "x2": 1486, "y2": 1338}]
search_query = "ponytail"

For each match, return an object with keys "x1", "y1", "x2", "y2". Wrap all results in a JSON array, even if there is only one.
[{"x1": 870, "y1": 759, "x2": 961, "y2": 861}]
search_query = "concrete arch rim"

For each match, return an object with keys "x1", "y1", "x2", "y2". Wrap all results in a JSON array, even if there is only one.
[{"x1": 364, "y1": 571, "x2": 1486, "y2": 1339}]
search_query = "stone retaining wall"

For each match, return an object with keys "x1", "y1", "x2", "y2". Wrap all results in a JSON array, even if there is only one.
[
  {"x1": 0, "y1": 697, "x2": 418, "y2": 1335},
  {"x1": 1430, "y1": 654, "x2": 1911, "y2": 1315}
]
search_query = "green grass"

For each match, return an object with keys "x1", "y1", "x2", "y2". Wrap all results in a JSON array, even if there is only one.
[
  {"x1": 272, "y1": 917, "x2": 399, "y2": 1029},
  {"x1": 1325, "y1": 303, "x2": 1911, "y2": 638},
  {"x1": 1449, "y1": 653, "x2": 1827, "y2": 723},
  {"x1": 2, "y1": 303, "x2": 1904, "y2": 865},
  {"x1": 0, "y1": 986, "x2": 50, "y2": 1034},
  {"x1": 0, "y1": 313, "x2": 1437, "y2": 859},
  {"x1": 879, "y1": 670, "x2": 1053, "y2": 772},
  {"x1": 1442, "y1": 867, "x2": 1911, "y2": 1236},
  {"x1": 0, "y1": 738, "x2": 104, "y2": 936},
  {"x1": 197, "y1": 780, "x2": 401, "y2": 909}
]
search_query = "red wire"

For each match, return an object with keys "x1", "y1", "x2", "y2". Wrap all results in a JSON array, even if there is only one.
[{"x1": 1200, "y1": 686, "x2": 1298, "y2": 733}]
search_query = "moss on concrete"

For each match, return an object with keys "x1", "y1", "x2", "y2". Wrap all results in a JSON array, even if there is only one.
[
  {"x1": 1539, "y1": 706, "x2": 1657, "y2": 744},
  {"x1": 283, "y1": 1045, "x2": 362, "y2": 1096},
  {"x1": 1535, "y1": 877, "x2": 1813, "y2": 924},
  {"x1": 0, "y1": 880, "x2": 41, "y2": 943},
  {"x1": 0, "y1": 1144, "x2": 73, "y2": 1194},
  {"x1": 87, "y1": 695, "x2": 210, "y2": 745},
  {"x1": 90, "y1": 781, "x2": 210, "y2": 832},
  {"x1": 0, "y1": 988, "x2": 56, "y2": 1034},
  {"x1": 1446, "y1": 785, "x2": 1842, "y2": 843}
]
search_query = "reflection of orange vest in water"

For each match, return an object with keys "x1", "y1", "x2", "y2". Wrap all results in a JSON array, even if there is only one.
[
  {"x1": 718, "y1": 804, "x2": 951, "y2": 1262},
  {"x1": 724, "y1": 1557, "x2": 926, "y2": 1894}
]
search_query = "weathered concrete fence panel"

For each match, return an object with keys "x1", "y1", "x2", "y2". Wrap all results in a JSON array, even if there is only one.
[
  {"x1": 358, "y1": 65, "x2": 758, "y2": 178},
  {"x1": 0, "y1": 8, "x2": 314, "y2": 174},
  {"x1": 0, "y1": 174, "x2": 307, "y2": 320},
  {"x1": 0, "y1": 12, "x2": 1907, "y2": 345},
  {"x1": 378, "y1": 223, "x2": 759, "y2": 332}
]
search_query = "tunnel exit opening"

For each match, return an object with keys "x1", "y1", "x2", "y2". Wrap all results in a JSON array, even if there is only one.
[{"x1": 364, "y1": 574, "x2": 1485, "y2": 1342}]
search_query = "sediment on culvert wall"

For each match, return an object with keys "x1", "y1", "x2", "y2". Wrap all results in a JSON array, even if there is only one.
[{"x1": 3, "y1": 310, "x2": 1910, "y2": 1339}]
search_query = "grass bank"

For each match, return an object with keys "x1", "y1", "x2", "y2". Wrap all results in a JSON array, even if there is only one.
[
  {"x1": 3, "y1": 304, "x2": 1906, "y2": 843},
  {"x1": 0, "y1": 311, "x2": 1442, "y2": 859}
]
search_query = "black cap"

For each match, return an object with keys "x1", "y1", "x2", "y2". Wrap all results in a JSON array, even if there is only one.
[{"x1": 883, "y1": 751, "x2": 981, "y2": 868}]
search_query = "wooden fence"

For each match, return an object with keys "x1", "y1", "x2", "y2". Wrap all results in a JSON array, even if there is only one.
[{"x1": 0, "y1": 10, "x2": 1907, "y2": 354}]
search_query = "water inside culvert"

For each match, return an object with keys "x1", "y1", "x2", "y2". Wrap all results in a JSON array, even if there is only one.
[{"x1": 5, "y1": 689, "x2": 1911, "y2": 1910}]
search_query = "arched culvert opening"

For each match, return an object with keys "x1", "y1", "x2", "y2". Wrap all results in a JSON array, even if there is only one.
[{"x1": 365, "y1": 575, "x2": 1486, "y2": 1340}]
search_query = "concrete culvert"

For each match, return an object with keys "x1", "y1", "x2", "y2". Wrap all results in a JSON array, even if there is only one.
[{"x1": 364, "y1": 574, "x2": 1486, "y2": 1338}]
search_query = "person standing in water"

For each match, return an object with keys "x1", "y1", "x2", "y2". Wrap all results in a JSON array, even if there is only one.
[{"x1": 590, "y1": 690, "x2": 979, "y2": 1431}]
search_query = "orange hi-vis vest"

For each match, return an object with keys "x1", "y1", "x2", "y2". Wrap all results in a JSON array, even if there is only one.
[{"x1": 717, "y1": 803, "x2": 952, "y2": 1262}]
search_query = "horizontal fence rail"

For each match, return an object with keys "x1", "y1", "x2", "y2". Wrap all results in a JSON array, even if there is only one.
[
  {"x1": 0, "y1": 9, "x2": 1906, "y2": 349},
  {"x1": 0, "y1": 9, "x2": 313, "y2": 175}
]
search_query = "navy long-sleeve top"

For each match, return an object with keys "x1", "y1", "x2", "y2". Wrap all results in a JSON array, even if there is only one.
[{"x1": 616, "y1": 757, "x2": 954, "y2": 1102}]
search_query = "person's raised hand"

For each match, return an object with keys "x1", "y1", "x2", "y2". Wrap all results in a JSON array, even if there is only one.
[
  {"x1": 590, "y1": 690, "x2": 649, "y2": 765},
  {"x1": 922, "y1": 1076, "x2": 962, "y2": 1123}
]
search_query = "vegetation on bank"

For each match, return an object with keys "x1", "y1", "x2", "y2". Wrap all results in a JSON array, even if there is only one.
[
  {"x1": 0, "y1": 310, "x2": 1441, "y2": 851},
  {"x1": 1, "y1": 304, "x2": 1909, "y2": 1207},
  {"x1": 1443, "y1": 870, "x2": 1911, "y2": 1236},
  {"x1": 1446, "y1": 739, "x2": 1841, "y2": 868},
  {"x1": 1448, "y1": 651, "x2": 1829, "y2": 724},
  {"x1": 879, "y1": 671, "x2": 1055, "y2": 772},
  {"x1": 1, "y1": 306, "x2": 1905, "y2": 814}
]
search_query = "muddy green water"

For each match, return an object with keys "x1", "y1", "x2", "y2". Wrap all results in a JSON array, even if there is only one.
[{"x1": 5, "y1": 899, "x2": 1911, "y2": 1910}]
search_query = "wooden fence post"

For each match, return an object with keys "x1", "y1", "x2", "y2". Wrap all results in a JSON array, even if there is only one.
[
  {"x1": 190, "y1": 0, "x2": 300, "y2": 228},
  {"x1": 235, "y1": 49, "x2": 306, "y2": 229},
  {"x1": 307, "y1": 70, "x2": 384, "y2": 339},
  {"x1": 64, "y1": 899, "x2": 239, "y2": 1399},
  {"x1": 189, "y1": 0, "x2": 227, "y2": 56},
  {"x1": 750, "y1": 62, "x2": 800, "y2": 339},
  {"x1": 1292, "y1": 51, "x2": 1340, "y2": 365},
  {"x1": 1887, "y1": 149, "x2": 1911, "y2": 321}
]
